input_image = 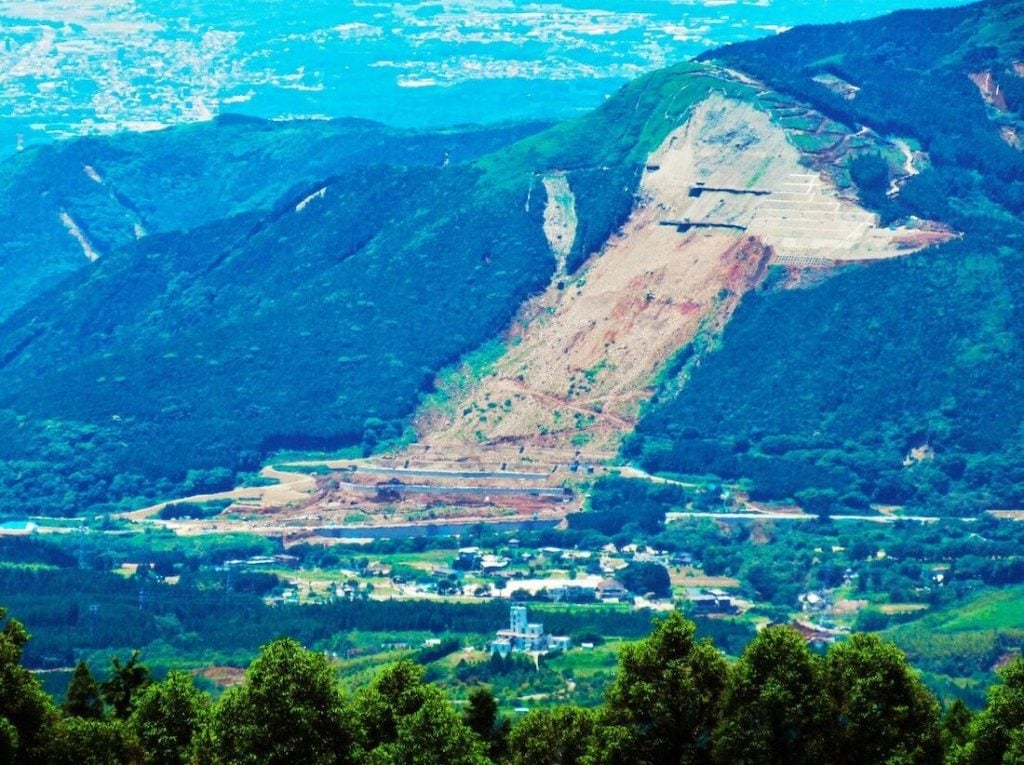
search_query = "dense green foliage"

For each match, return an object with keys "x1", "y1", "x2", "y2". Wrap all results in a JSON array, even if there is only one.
[
  {"x1": 129, "y1": 671, "x2": 210, "y2": 765},
  {"x1": 3, "y1": 606, "x2": 1021, "y2": 764},
  {"x1": 825, "y1": 634, "x2": 945, "y2": 764},
  {"x1": 0, "y1": 605, "x2": 59, "y2": 763},
  {"x1": 629, "y1": 0, "x2": 1024, "y2": 515},
  {"x1": 617, "y1": 562, "x2": 671, "y2": 599},
  {"x1": 208, "y1": 639, "x2": 360, "y2": 764},
  {"x1": 0, "y1": 161, "x2": 553, "y2": 515},
  {"x1": 954, "y1": 659, "x2": 1024, "y2": 764},
  {"x1": 0, "y1": 117, "x2": 548, "y2": 324},
  {"x1": 568, "y1": 476, "x2": 693, "y2": 535},
  {"x1": 592, "y1": 613, "x2": 727, "y2": 765},
  {"x1": 64, "y1": 662, "x2": 104, "y2": 719}
]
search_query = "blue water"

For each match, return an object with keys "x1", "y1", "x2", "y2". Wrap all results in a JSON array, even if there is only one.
[{"x1": 0, "y1": 0, "x2": 975, "y2": 153}]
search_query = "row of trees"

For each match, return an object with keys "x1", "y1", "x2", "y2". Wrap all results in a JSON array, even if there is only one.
[{"x1": 4, "y1": 604, "x2": 1024, "y2": 765}]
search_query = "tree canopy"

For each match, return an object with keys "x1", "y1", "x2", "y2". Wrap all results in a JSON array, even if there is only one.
[{"x1": 2, "y1": 602, "x2": 1024, "y2": 764}]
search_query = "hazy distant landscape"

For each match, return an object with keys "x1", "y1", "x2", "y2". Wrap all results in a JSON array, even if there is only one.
[{"x1": 0, "y1": 0, "x2": 973, "y2": 154}]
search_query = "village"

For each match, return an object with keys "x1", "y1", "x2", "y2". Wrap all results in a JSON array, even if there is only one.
[
  {"x1": 208, "y1": 533, "x2": 864, "y2": 651},
  {"x1": 253, "y1": 538, "x2": 743, "y2": 614}
]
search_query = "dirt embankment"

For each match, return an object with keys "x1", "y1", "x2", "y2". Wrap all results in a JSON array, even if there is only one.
[
  {"x1": 120, "y1": 465, "x2": 319, "y2": 523},
  {"x1": 970, "y1": 71, "x2": 1010, "y2": 112},
  {"x1": 143, "y1": 87, "x2": 954, "y2": 531},
  {"x1": 414, "y1": 94, "x2": 945, "y2": 455}
]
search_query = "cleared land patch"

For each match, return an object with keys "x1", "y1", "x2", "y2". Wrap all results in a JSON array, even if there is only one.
[
  {"x1": 416, "y1": 94, "x2": 945, "y2": 454},
  {"x1": 126, "y1": 85, "x2": 953, "y2": 533},
  {"x1": 542, "y1": 173, "x2": 577, "y2": 273}
]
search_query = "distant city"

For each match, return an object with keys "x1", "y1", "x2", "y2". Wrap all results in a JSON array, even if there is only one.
[{"x1": 0, "y1": 0, "x2": 973, "y2": 155}]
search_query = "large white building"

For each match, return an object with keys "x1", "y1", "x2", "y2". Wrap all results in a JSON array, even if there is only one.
[{"x1": 490, "y1": 604, "x2": 571, "y2": 657}]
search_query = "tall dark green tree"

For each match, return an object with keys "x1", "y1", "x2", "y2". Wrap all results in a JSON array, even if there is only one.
[
  {"x1": 129, "y1": 670, "x2": 211, "y2": 765},
  {"x1": 374, "y1": 686, "x2": 488, "y2": 765},
  {"x1": 617, "y1": 562, "x2": 671, "y2": 598},
  {"x1": 102, "y1": 650, "x2": 152, "y2": 719},
  {"x1": 943, "y1": 699, "x2": 974, "y2": 755},
  {"x1": 0, "y1": 606, "x2": 59, "y2": 763},
  {"x1": 506, "y1": 706, "x2": 595, "y2": 765},
  {"x1": 592, "y1": 611, "x2": 728, "y2": 765},
  {"x1": 954, "y1": 658, "x2": 1024, "y2": 765},
  {"x1": 206, "y1": 638, "x2": 359, "y2": 765},
  {"x1": 356, "y1": 660, "x2": 431, "y2": 751},
  {"x1": 823, "y1": 633, "x2": 943, "y2": 764},
  {"x1": 45, "y1": 718, "x2": 141, "y2": 765},
  {"x1": 463, "y1": 686, "x2": 509, "y2": 760},
  {"x1": 712, "y1": 626, "x2": 832, "y2": 765},
  {"x1": 64, "y1": 661, "x2": 105, "y2": 720}
]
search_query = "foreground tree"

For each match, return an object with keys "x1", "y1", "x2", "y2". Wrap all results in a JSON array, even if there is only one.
[
  {"x1": 954, "y1": 658, "x2": 1024, "y2": 765},
  {"x1": 356, "y1": 660, "x2": 431, "y2": 751},
  {"x1": 506, "y1": 706, "x2": 595, "y2": 765},
  {"x1": 45, "y1": 717, "x2": 141, "y2": 765},
  {"x1": 463, "y1": 686, "x2": 509, "y2": 760},
  {"x1": 591, "y1": 611, "x2": 728, "y2": 765},
  {"x1": 103, "y1": 650, "x2": 152, "y2": 719},
  {"x1": 712, "y1": 626, "x2": 832, "y2": 765},
  {"x1": 356, "y1": 660, "x2": 487, "y2": 764},
  {"x1": 823, "y1": 633, "x2": 943, "y2": 764},
  {"x1": 205, "y1": 638, "x2": 359, "y2": 765},
  {"x1": 0, "y1": 606, "x2": 59, "y2": 763},
  {"x1": 130, "y1": 670, "x2": 211, "y2": 765},
  {"x1": 943, "y1": 699, "x2": 974, "y2": 755},
  {"x1": 373, "y1": 686, "x2": 488, "y2": 765},
  {"x1": 64, "y1": 661, "x2": 105, "y2": 719}
]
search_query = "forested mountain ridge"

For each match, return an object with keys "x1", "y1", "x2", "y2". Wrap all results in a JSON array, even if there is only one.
[
  {"x1": 627, "y1": 0, "x2": 1024, "y2": 517},
  {"x1": 0, "y1": 117, "x2": 548, "y2": 324},
  {"x1": 1, "y1": 0, "x2": 1023, "y2": 518},
  {"x1": 0, "y1": 64, "x2": 737, "y2": 515}
]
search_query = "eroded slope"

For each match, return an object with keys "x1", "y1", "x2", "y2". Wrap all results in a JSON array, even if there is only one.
[
  {"x1": 415, "y1": 93, "x2": 945, "y2": 457},
  {"x1": 121, "y1": 82, "x2": 954, "y2": 532}
]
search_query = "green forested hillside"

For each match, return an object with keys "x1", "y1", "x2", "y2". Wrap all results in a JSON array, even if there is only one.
[
  {"x1": 0, "y1": 163, "x2": 552, "y2": 512},
  {"x1": 4, "y1": 0, "x2": 1024, "y2": 518},
  {"x1": 0, "y1": 117, "x2": 548, "y2": 323},
  {"x1": 628, "y1": 0, "x2": 1024, "y2": 516},
  {"x1": 0, "y1": 65, "x2": 735, "y2": 516}
]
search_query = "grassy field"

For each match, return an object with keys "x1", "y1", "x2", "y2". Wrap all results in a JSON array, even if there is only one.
[{"x1": 932, "y1": 586, "x2": 1024, "y2": 633}]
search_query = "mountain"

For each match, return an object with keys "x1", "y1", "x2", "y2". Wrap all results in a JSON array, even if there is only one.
[
  {"x1": 0, "y1": 117, "x2": 548, "y2": 324},
  {"x1": 627, "y1": 0, "x2": 1024, "y2": 517},
  {"x1": 1, "y1": 0, "x2": 1023, "y2": 519},
  {"x1": 0, "y1": 63, "x2": 737, "y2": 515}
]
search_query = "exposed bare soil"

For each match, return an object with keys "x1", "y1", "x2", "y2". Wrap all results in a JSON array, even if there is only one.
[
  {"x1": 129, "y1": 87, "x2": 954, "y2": 533},
  {"x1": 416, "y1": 94, "x2": 946, "y2": 454},
  {"x1": 970, "y1": 71, "x2": 1010, "y2": 112}
]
